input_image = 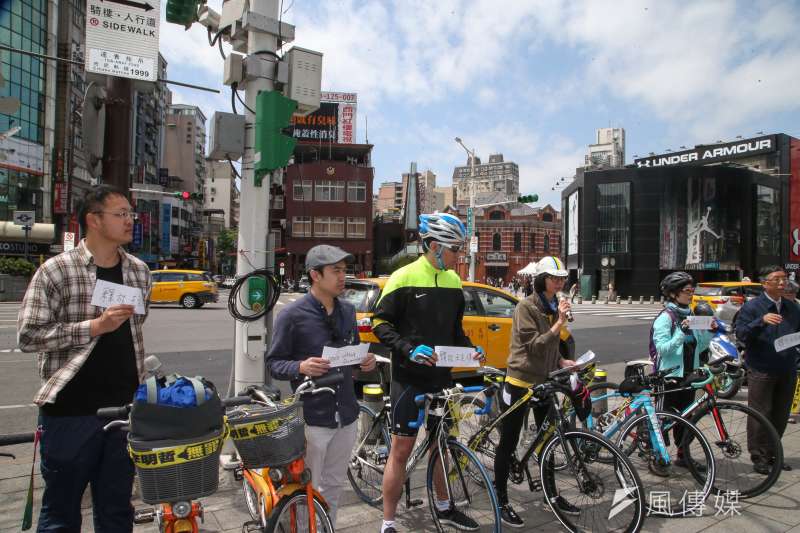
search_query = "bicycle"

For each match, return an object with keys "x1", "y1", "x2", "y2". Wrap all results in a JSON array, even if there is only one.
[
  {"x1": 584, "y1": 356, "x2": 783, "y2": 499},
  {"x1": 229, "y1": 373, "x2": 345, "y2": 533},
  {"x1": 98, "y1": 397, "x2": 250, "y2": 533},
  {"x1": 465, "y1": 355, "x2": 647, "y2": 532}
]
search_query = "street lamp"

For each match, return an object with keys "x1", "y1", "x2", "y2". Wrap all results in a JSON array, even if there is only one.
[{"x1": 454, "y1": 136, "x2": 477, "y2": 282}]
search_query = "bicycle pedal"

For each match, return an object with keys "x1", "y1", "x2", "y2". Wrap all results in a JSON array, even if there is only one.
[
  {"x1": 528, "y1": 479, "x2": 542, "y2": 492},
  {"x1": 242, "y1": 520, "x2": 264, "y2": 532},
  {"x1": 406, "y1": 498, "x2": 424, "y2": 508},
  {"x1": 133, "y1": 508, "x2": 156, "y2": 524}
]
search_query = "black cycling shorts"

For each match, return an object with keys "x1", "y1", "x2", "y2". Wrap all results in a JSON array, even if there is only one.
[{"x1": 389, "y1": 381, "x2": 431, "y2": 437}]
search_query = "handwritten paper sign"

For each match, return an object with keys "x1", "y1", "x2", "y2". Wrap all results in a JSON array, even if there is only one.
[
  {"x1": 775, "y1": 332, "x2": 800, "y2": 353},
  {"x1": 91, "y1": 280, "x2": 146, "y2": 314},
  {"x1": 322, "y1": 343, "x2": 370, "y2": 368},
  {"x1": 686, "y1": 316, "x2": 714, "y2": 330},
  {"x1": 435, "y1": 346, "x2": 479, "y2": 367}
]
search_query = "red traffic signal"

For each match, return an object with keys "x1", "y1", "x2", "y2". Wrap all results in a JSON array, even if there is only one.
[{"x1": 181, "y1": 191, "x2": 190, "y2": 200}]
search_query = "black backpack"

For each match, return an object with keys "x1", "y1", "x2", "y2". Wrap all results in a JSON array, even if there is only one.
[{"x1": 648, "y1": 307, "x2": 679, "y2": 370}]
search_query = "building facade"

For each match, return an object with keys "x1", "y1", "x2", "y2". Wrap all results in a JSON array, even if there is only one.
[
  {"x1": 562, "y1": 161, "x2": 788, "y2": 300},
  {"x1": 451, "y1": 202, "x2": 561, "y2": 283},
  {"x1": 204, "y1": 159, "x2": 239, "y2": 229},
  {"x1": 585, "y1": 127, "x2": 625, "y2": 168},
  {"x1": 432, "y1": 186, "x2": 455, "y2": 211},
  {"x1": 452, "y1": 153, "x2": 519, "y2": 209},
  {"x1": 0, "y1": 0, "x2": 57, "y2": 258},
  {"x1": 375, "y1": 180, "x2": 402, "y2": 218},
  {"x1": 277, "y1": 142, "x2": 374, "y2": 281}
]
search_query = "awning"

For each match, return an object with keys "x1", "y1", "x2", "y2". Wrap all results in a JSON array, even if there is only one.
[{"x1": 0, "y1": 222, "x2": 55, "y2": 243}]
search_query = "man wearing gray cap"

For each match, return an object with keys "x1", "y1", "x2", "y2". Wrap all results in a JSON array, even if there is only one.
[{"x1": 267, "y1": 244, "x2": 376, "y2": 525}]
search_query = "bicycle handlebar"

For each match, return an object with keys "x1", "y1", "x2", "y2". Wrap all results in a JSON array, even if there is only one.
[
  {"x1": 97, "y1": 405, "x2": 131, "y2": 419},
  {"x1": 407, "y1": 385, "x2": 492, "y2": 429},
  {"x1": 0, "y1": 432, "x2": 35, "y2": 447}
]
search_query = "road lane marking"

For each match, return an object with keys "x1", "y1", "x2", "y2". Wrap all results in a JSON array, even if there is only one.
[{"x1": 0, "y1": 403, "x2": 36, "y2": 410}]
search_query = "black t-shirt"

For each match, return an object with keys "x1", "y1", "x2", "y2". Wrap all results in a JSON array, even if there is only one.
[{"x1": 42, "y1": 261, "x2": 139, "y2": 416}]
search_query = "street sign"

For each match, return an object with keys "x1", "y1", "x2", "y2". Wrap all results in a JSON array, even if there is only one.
[
  {"x1": 132, "y1": 222, "x2": 143, "y2": 248},
  {"x1": 63, "y1": 232, "x2": 76, "y2": 252},
  {"x1": 466, "y1": 207, "x2": 473, "y2": 236},
  {"x1": 84, "y1": 0, "x2": 161, "y2": 82},
  {"x1": 13, "y1": 210, "x2": 34, "y2": 227},
  {"x1": 279, "y1": 267, "x2": 285, "y2": 276},
  {"x1": 469, "y1": 236, "x2": 478, "y2": 253}
]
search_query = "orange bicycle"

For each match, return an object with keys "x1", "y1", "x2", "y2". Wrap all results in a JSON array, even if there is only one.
[{"x1": 229, "y1": 373, "x2": 343, "y2": 533}]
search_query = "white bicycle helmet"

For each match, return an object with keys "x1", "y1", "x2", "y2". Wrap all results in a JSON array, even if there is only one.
[
  {"x1": 418, "y1": 213, "x2": 466, "y2": 245},
  {"x1": 534, "y1": 256, "x2": 568, "y2": 278}
]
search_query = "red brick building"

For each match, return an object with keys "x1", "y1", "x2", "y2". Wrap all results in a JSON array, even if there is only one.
[
  {"x1": 450, "y1": 202, "x2": 561, "y2": 283},
  {"x1": 274, "y1": 143, "x2": 374, "y2": 281}
]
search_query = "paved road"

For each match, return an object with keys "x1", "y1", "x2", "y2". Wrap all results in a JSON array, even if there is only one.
[{"x1": 0, "y1": 296, "x2": 653, "y2": 434}]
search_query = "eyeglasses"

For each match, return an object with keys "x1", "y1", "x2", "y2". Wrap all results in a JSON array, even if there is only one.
[
  {"x1": 766, "y1": 277, "x2": 788, "y2": 285},
  {"x1": 93, "y1": 210, "x2": 138, "y2": 221},
  {"x1": 680, "y1": 287, "x2": 696, "y2": 294},
  {"x1": 439, "y1": 243, "x2": 462, "y2": 253}
]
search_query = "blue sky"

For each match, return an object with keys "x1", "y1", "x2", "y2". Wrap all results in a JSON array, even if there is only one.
[{"x1": 159, "y1": 0, "x2": 800, "y2": 208}]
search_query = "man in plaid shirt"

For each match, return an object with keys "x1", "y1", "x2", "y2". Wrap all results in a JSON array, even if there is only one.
[{"x1": 18, "y1": 185, "x2": 152, "y2": 532}]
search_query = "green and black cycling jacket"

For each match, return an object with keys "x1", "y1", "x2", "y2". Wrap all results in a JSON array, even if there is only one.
[{"x1": 372, "y1": 256, "x2": 473, "y2": 390}]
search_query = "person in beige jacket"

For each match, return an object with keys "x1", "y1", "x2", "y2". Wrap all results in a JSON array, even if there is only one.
[{"x1": 493, "y1": 256, "x2": 576, "y2": 528}]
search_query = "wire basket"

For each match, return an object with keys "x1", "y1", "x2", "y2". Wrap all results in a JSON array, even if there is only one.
[
  {"x1": 228, "y1": 402, "x2": 305, "y2": 469},
  {"x1": 129, "y1": 429, "x2": 225, "y2": 504}
]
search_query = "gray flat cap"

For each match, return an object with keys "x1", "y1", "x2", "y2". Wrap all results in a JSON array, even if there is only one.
[{"x1": 305, "y1": 245, "x2": 354, "y2": 271}]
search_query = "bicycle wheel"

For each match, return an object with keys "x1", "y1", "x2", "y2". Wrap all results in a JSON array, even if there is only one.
[
  {"x1": 689, "y1": 400, "x2": 782, "y2": 498},
  {"x1": 540, "y1": 429, "x2": 646, "y2": 532},
  {"x1": 426, "y1": 439, "x2": 500, "y2": 533},
  {"x1": 573, "y1": 382, "x2": 638, "y2": 463},
  {"x1": 266, "y1": 489, "x2": 334, "y2": 533},
  {"x1": 617, "y1": 410, "x2": 715, "y2": 517},
  {"x1": 347, "y1": 404, "x2": 391, "y2": 506},
  {"x1": 242, "y1": 475, "x2": 268, "y2": 527}
]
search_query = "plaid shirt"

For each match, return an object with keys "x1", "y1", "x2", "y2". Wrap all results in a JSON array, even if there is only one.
[{"x1": 18, "y1": 240, "x2": 152, "y2": 406}]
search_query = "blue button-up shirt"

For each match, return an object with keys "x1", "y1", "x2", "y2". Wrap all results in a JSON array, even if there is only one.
[{"x1": 266, "y1": 292, "x2": 360, "y2": 428}]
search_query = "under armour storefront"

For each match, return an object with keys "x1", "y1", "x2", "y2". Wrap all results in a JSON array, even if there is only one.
[{"x1": 561, "y1": 164, "x2": 786, "y2": 299}]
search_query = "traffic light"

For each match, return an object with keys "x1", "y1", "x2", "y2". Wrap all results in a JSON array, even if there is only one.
[
  {"x1": 518, "y1": 194, "x2": 539, "y2": 204},
  {"x1": 254, "y1": 90, "x2": 297, "y2": 186},
  {"x1": 166, "y1": 0, "x2": 200, "y2": 27},
  {"x1": 173, "y1": 191, "x2": 203, "y2": 202}
]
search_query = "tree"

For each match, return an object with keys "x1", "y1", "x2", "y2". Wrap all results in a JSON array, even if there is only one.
[{"x1": 216, "y1": 229, "x2": 238, "y2": 275}]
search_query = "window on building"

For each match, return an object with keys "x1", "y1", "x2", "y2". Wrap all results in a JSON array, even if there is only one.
[
  {"x1": 347, "y1": 181, "x2": 366, "y2": 202},
  {"x1": 172, "y1": 206, "x2": 179, "y2": 218},
  {"x1": 314, "y1": 216, "x2": 344, "y2": 237},
  {"x1": 292, "y1": 216, "x2": 312, "y2": 237},
  {"x1": 171, "y1": 225, "x2": 179, "y2": 237},
  {"x1": 270, "y1": 229, "x2": 281, "y2": 249},
  {"x1": 490, "y1": 211, "x2": 504, "y2": 220},
  {"x1": 492, "y1": 233, "x2": 501, "y2": 251},
  {"x1": 293, "y1": 179, "x2": 312, "y2": 201},
  {"x1": 272, "y1": 195, "x2": 284, "y2": 209},
  {"x1": 544, "y1": 234, "x2": 550, "y2": 252},
  {"x1": 756, "y1": 185, "x2": 780, "y2": 256},
  {"x1": 542, "y1": 212, "x2": 553, "y2": 222},
  {"x1": 347, "y1": 217, "x2": 366, "y2": 238},
  {"x1": 513, "y1": 232, "x2": 521, "y2": 251},
  {"x1": 596, "y1": 182, "x2": 631, "y2": 254},
  {"x1": 530, "y1": 233, "x2": 536, "y2": 251},
  {"x1": 315, "y1": 180, "x2": 345, "y2": 202}
]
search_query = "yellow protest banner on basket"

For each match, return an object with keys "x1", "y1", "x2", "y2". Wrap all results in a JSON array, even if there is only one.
[
  {"x1": 129, "y1": 434, "x2": 223, "y2": 469},
  {"x1": 228, "y1": 414, "x2": 297, "y2": 441}
]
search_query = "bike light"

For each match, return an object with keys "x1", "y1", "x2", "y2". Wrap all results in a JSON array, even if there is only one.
[
  {"x1": 172, "y1": 501, "x2": 192, "y2": 518},
  {"x1": 268, "y1": 467, "x2": 284, "y2": 483},
  {"x1": 173, "y1": 519, "x2": 193, "y2": 532}
]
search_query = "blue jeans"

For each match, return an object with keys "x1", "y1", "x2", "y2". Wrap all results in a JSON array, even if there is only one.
[{"x1": 37, "y1": 413, "x2": 134, "y2": 533}]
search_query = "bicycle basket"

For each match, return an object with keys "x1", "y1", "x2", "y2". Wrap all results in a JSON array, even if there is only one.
[
  {"x1": 227, "y1": 402, "x2": 305, "y2": 468},
  {"x1": 129, "y1": 428, "x2": 225, "y2": 504}
]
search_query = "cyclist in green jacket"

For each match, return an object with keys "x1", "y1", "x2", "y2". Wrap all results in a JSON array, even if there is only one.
[{"x1": 372, "y1": 212, "x2": 484, "y2": 533}]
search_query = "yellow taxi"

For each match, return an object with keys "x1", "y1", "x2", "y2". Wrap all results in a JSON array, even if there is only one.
[
  {"x1": 150, "y1": 269, "x2": 219, "y2": 309},
  {"x1": 341, "y1": 278, "x2": 574, "y2": 379},
  {"x1": 691, "y1": 281, "x2": 763, "y2": 311}
]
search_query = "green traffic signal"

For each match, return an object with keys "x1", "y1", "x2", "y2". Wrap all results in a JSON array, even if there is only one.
[
  {"x1": 166, "y1": 0, "x2": 199, "y2": 27},
  {"x1": 254, "y1": 90, "x2": 298, "y2": 186},
  {"x1": 518, "y1": 194, "x2": 539, "y2": 203}
]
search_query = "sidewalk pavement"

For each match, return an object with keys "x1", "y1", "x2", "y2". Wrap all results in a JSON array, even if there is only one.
[{"x1": 2, "y1": 361, "x2": 799, "y2": 532}]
